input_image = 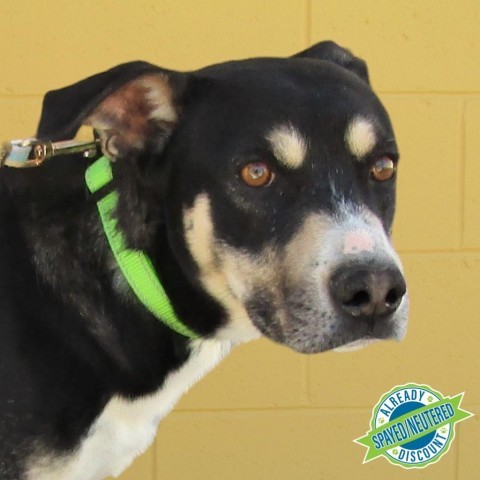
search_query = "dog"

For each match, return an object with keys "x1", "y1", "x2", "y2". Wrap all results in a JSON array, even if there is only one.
[{"x1": 0, "y1": 41, "x2": 408, "y2": 479}]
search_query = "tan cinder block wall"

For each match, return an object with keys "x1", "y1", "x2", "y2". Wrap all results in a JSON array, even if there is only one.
[{"x1": 1, "y1": 1, "x2": 479, "y2": 479}]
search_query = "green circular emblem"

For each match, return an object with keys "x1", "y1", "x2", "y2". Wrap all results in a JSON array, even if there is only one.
[{"x1": 354, "y1": 383, "x2": 473, "y2": 469}]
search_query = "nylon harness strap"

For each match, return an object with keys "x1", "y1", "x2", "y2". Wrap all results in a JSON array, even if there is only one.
[{"x1": 85, "y1": 156, "x2": 198, "y2": 339}]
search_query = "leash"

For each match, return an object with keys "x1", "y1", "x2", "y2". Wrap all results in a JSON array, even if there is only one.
[
  {"x1": 1, "y1": 136, "x2": 198, "y2": 339},
  {"x1": 0, "y1": 138, "x2": 99, "y2": 168}
]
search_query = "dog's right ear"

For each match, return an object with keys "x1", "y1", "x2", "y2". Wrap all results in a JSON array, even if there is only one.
[
  {"x1": 37, "y1": 62, "x2": 190, "y2": 159},
  {"x1": 292, "y1": 41, "x2": 370, "y2": 85}
]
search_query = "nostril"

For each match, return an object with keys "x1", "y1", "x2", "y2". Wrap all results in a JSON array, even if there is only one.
[
  {"x1": 386, "y1": 288, "x2": 401, "y2": 307},
  {"x1": 344, "y1": 290, "x2": 370, "y2": 308}
]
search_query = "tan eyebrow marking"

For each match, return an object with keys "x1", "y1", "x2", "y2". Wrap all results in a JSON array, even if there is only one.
[
  {"x1": 345, "y1": 116, "x2": 377, "y2": 160},
  {"x1": 266, "y1": 124, "x2": 308, "y2": 169}
]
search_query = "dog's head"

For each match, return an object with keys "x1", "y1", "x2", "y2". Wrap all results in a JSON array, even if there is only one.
[{"x1": 39, "y1": 41, "x2": 408, "y2": 353}]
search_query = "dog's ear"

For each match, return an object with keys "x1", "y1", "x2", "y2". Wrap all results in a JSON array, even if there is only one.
[
  {"x1": 37, "y1": 62, "x2": 190, "y2": 158},
  {"x1": 292, "y1": 41, "x2": 370, "y2": 85}
]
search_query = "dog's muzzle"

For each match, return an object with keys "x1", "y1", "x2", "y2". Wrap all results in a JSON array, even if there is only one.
[{"x1": 243, "y1": 210, "x2": 409, "y2": 354}]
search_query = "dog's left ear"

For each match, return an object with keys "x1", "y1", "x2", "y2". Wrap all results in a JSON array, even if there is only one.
[
  {"x1": 292, "y1": 40, "x2": 370, "y2": 85},
  {"x1": 37, "y1": 62, "x2": 190, "y2": 159}
]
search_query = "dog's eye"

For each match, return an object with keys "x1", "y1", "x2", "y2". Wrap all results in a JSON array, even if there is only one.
[
  {"x1": 370, "y1": 158, "x2": 396, "y2": 182},
  {"x1": 240, "y1": 162, "x2": 275, "y2": 187}
]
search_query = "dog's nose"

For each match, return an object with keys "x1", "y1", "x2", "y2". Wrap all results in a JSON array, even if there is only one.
[{"x1": 329, "y1": 263, "x2": 406, "y2": 319}]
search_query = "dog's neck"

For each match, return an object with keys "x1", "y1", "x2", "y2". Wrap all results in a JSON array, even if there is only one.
[{"x1": 0, "y1": 157, "x2": 225, "y2": 394}]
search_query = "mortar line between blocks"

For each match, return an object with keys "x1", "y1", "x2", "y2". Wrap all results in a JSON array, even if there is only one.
[
  {"x1": 305, "y1": 355, "x2": 311, "y2": 406},
  {"x1": 378, "y1": 90, "x2": 480, "y2": 96},
  {"x1": 455, "y1": 421, "x2": 460, "y2": 480},
  {"x1": 0, "y1": 93, "x2": 42, "y2": 99},
  {"x1": 174, "y1": 406, "x2": 373, "y2": 415},
  {"x1": 304, "y1": 0, "x2": 312, "y2": 47},
  {"x1": 152, "y1": 437, "x2": 157, "y2": 480},
  {"x1": 459, "y1": 99, "x2": 467, "y2": 250},
  {"x1": 398, "y1": 249, "x2": 480, "y2": 255}
]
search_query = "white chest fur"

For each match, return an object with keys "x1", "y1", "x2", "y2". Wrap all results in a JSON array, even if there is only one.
[{"x1": 28, "y1": 339, "x2": 232, "y2": 480}]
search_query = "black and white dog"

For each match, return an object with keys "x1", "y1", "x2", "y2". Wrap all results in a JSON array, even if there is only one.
[{"x1": 0, "y1": 41, "x2": 408, "y2": 479}]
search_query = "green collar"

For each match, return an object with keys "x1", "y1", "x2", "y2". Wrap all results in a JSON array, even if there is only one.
[{"x1": 85, "y1": 156, "x2": 198, "y2": 339}]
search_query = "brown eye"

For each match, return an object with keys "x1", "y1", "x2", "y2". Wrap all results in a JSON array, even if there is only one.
[
  {"x1": 371, "y1": 158, "x2": 396, "y2": 182},
  {"x1": 240, "y1": 162, "x2": 275, "y2": 187}
]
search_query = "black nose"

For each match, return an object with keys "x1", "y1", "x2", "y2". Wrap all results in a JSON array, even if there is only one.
[{"x1": 329, "y1": 263, "x2": 407, "y2": 319}]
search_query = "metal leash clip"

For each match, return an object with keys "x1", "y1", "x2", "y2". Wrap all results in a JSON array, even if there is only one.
[{"x1": 0, "y1": 137, "x2": 100, "y2": 168}]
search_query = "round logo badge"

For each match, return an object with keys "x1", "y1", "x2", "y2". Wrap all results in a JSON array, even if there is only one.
[{"x1": 355, "y1": 383, "x2": 473, "y2": 469}]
